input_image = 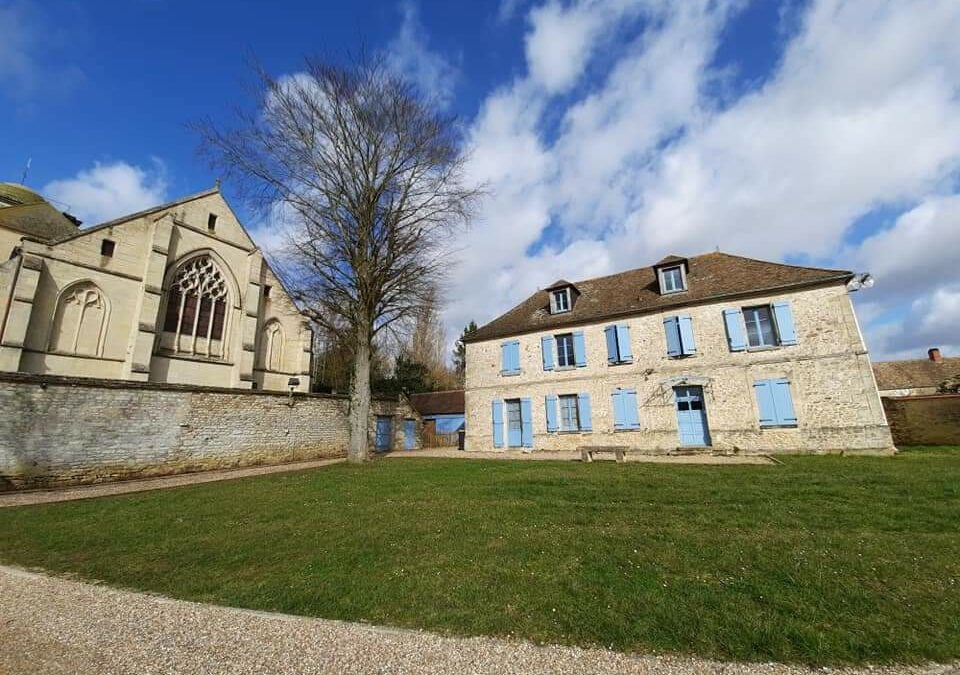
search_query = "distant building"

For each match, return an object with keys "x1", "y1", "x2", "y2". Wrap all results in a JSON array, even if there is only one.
[
  {"x1": 873, "y1": 348, "x2": 960, "y2": 397},
  {"x1": 0, "y1": 182, "x2": 312, "y2": 392},
  {"x1": 463, "y1": 252, "x2": 894, "y2": 455},
  {"x1": 409, "y1": 390, "x2": 465, "y2": 447}
]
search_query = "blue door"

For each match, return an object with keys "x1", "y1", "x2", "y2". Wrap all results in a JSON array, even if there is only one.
[
  {"x1": 404, "y1": 419, "x2": 416, "y2": 450},
  {"x1": 506, "y1": 399, "x2": 523, "y2": 448},
  {"x1": 674, "y1": 386, "x2": 710, "y2": 446},
  {"x1": 375, "y1": 416, "x2": 393, "y2": 451}
]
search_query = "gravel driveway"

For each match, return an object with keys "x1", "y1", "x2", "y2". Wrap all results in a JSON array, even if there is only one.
[{"x1": 1, "y1": 566, "x2": 954, "y2": 675}]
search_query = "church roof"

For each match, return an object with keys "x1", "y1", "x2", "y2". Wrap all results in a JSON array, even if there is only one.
[{"x1": 0, "y1": 183, "x2": 80, "y2": 242}]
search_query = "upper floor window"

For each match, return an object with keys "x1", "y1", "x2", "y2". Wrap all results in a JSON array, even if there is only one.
[
  {"x1": 723, "y1": 301, "x2": 798, "y2": 352},
  {"x1": 556, "y1": 333, "x2": 576, "y2": 367},
  {"x1": 551, "y1": 288, "x2": 571, "y2": 313},
  {"x1": 161, "y1": 255, "x2": 230, "y2": 358},
  {"x1": 659, "y1": 265, "x2": 686, "y2": 293},
  {"x1": 604, "y1": 324, "x2": 633, "y2": 364},
  {"x1": 100, "y1": 239, "x2": 115, "y2": 257},
  {"x1": 207, "y1": 213, "x2": 218, "y2": 232},
  {"x1": 743, "y1": 305, "x2": 777, "y2": 348}
]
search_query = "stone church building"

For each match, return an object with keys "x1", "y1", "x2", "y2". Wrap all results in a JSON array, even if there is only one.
[{"x1": 0, "y1": 182, "x2": 312, "y2": 392}]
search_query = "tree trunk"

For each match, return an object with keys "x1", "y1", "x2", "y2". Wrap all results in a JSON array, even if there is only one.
[{"x1": 348, "y1": 329, "x2": 372, "y2": 463}]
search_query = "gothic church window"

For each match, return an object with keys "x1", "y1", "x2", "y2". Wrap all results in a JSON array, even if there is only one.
[
  {"x1": 49, "y1": 282, "x2": 109, "y2": 356},
  {"x1": 161, "y1": 255, "x2": 230, "y2": 358}
]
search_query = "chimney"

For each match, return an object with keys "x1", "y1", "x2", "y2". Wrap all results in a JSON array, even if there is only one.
[{"x1": 928, "y1": 347, "x2": 942, "y2": 363}]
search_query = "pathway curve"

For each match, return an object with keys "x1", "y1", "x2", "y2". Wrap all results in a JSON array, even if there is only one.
[
  {"x1": 0, "y1": 566, "x2": 952, "y2": 675},
  {"x1": 0, "y1": 458, "x2": 344, "y2": 508}
]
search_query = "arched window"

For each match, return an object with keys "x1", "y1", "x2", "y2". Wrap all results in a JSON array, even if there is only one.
[
  {"x1": 161, "y1": 255, "x2": 230, "y2": 358},
  {"x1": 262, "y1": 320, "x2": 285, "y2": 371},
  {"x1": 49, "y1": 282, "x2": 109, "y2": 356}
]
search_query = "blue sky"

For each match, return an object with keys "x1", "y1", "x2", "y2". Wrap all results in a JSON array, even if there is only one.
[{"x1": 3, "y1": 0, "x2": 959, "y2": 361}]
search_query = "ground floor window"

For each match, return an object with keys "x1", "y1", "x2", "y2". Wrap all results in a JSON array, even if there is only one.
[{"x1": 558, "y1": 394, "x2": 580, "y2": 431}]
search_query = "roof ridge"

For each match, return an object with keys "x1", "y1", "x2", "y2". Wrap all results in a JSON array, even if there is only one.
[{"x1": 50, "y1": 186, "x2": 220, "y2": 244}]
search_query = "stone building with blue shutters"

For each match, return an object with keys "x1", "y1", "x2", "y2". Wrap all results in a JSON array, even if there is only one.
[{"x1": 462, "y1": 252, "x2": 894, "y2": 455}]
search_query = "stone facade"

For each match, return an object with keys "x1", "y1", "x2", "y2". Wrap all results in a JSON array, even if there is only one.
[
  {"x1": 0, "y1": 373, "x2": 421, "y2": 490},
  {"x1": 882, "y1": 394, "x2": 960, "y2": 446},
  {"x1": 0, "y1": 186, "x2": 313, "y2": 392},
  {"x1": 465, "y1": 283, "x2": 894, "y2": 454}
]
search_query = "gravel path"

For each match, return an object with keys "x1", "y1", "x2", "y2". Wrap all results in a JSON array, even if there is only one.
[
  {"x1": 385, "y1": 448, "x2": 774, "y2": 464},
  {"x1": 0, "y1": 458, "x2": 344, "y2": 508},
  {"x1": 1, "y1": 566, "x2": 953, "y2": 675}
]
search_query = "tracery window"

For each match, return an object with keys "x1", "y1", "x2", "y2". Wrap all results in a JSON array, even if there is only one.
[
  {"x1": 49, "y1": 282, "x2": 109, "y2": 356},
  {"x1": 161, "y1": 256, "x2": 230, "y2": 357},
  {"x1": 262, "y1": 320, "x2": 285, "y2": 371}
]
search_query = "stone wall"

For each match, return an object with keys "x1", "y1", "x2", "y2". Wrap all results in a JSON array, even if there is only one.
[
  {"x1": 464, "y1": 283, "x2": 893, "y2": 455},
  {"x1": 882, "y1": 394, "x2": 960, "y2": 446},
  {"x1": 0, "y1": 373, "x2": 420, "y2": 490}
]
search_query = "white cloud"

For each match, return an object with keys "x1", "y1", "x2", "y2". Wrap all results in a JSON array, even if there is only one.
[
  {"x1": 385, "y1": 1, "x2": 460, "y2": 109},
  {"x1": 441, "y1": 0, "x2": 960, "y2": 365},
  {"x1": 43, "y1": 160, "x2": 169, "y2": 226}
]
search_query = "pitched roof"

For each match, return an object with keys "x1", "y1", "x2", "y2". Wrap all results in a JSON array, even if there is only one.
[
  {"x1": 465, "y1": 251, "x2": 852, "y2": 343},
  {"x1": 872, "y1": 357, "x2": 960, "y2": 391},
  {"x1": 654, "y1": 254, "x2": 687, "y2": 266},
  {"x1": 409, "y1": 390, "x2": 464, "y2": 416}
]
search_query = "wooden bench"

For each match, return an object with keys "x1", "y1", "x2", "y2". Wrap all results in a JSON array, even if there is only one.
[{"x1": 579, "y1": 445, "x2": 628, "y2": 463}]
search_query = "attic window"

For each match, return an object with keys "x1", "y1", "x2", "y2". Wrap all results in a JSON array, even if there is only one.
[
  {"x1": 659, "y1": 265, "x2": 686, "y2": 294},
  {"x1": 263, "y1": 284, "x2": 272, "y2": 299},
  {"x1": 550, "y1": 288, "x2": 571, "y2": 314},
  {"x1": 100, "y1": 239, "x2": 115, "y2": 257},
  {"x1": 207, "y1": 213, "x2": 218, "y2": 232}
]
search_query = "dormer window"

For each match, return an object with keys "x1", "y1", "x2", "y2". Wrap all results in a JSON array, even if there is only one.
[
  {"x1": 551, "y1": 288, "x2": 571, "y2": 314},
  {"x1": 654, "y1": 256, "x2": 689, "y2": 295},
  {"x1": 660, "y1": 266, "x2": 685, "y2": 293}
]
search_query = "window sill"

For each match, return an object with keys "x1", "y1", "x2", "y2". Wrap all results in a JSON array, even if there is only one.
[
  {"x1": 607, "y1": 360, "x2": 633, "y2": 366},
  {"x1": 760, "y1": 424, "x2": 798, "y2": 430},
  {"x1": 745, "y1": 345, "x2": 780, "y2": 352},
  {"x1": 613, "y1": 427, "x2": 642, "y2": 432},
  {"x1": 558, "y1": 429, "x2": 589, "y2": 434},
  {"x1": 668, "y1": 353, "x2": 697, "y2": 359},
  {"x1": 500, "y1": 371, "x2": 521, "y2": 377},
  {"x1": 554, "y1": 365, "x2": 576, "y2": 371}
]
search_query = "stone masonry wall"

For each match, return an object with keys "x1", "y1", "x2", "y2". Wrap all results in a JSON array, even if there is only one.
[
  {"x1": 464, "y1": 283, "x2": 893, "y2": 455},
  {"x1": 882, "y1": 395, "x2": 960, "y2": 446},
  {"x1": 0, "y1": 373, "x2": 419, "y2": 490}
]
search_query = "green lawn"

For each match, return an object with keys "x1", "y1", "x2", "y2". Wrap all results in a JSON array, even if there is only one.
[{"x1": 1, "y1": 448, "x2": 959, "y2": 665}]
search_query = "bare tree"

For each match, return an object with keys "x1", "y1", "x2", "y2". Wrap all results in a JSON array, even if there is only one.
[
  {"x1": 409, "y1": 287, "x2": 457, "y2": 390},
  {"x1": 195, "y1": 57, "x2": 480, "y2": 462}
]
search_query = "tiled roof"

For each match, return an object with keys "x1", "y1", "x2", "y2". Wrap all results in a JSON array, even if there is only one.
[
  {"x1": 0, "y1": 201, "x2": 79, "y2": 242},
  {"x1": 409, "y1": 390, "x2": 465, "y2": 416},
  {"x1": 465, "y1": 251, "x2": 851, "y2": 343},
  {"x1": 872, "y1": 357, "x2": 960, "y2": 391}
]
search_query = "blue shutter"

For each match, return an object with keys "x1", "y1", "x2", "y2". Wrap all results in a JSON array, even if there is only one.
[
  {"x1": 541, "y1": 335, "x2": 555, "y2": 371},
  {"x1": 663, "y1": 316, "x2": 682, "y2": 357},
  {"x1": 492, "y1": 400, "x2": 504, "y2": 447},
  {"x1": 577, "y1": 392, "x2": 593, "y2": 431},
  {"x1": 616, "y1": 324, "x2": 633, "y2": 362},
  {"x1": 520, "y1": 398, "x2": 533, "y2": 447},
  {"x1": 611, "y1": 389, "x2": 626, "y2": 429},
  {"x1": 772, "y1": 301, "x2": 798, "y2": 346},
  {"x1": 573, "y1": 331, "x2": 587, "y2": 367},
  {"x1": 753, "y1": 381, "x2": 777, "y2": 427},
  {"x1": 623, "y1": 389, "x2": 640, "y2": 429},
  {"x1": 604, "y1": 326, "x2": 618, "y2": 364},
  {"x1": 772, "y1": 379, "x2": 798, "y2": 425},
  {"x1": 545, "y1": 395, "x2": 558, "y2": 432},
  {"x1": 678, "y1": 315, "x2": 696, "y2": 355},
  {"x1": 723, "y1": 308, "x2": 746, "y2": 351},
  {"x1": 501, "y1": 341, "x2": 520, "y2": 375}
]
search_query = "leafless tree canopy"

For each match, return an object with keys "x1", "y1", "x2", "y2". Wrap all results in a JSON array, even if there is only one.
[{"x1": 195, "y1": 56, "x2": 480, "y2": 460}]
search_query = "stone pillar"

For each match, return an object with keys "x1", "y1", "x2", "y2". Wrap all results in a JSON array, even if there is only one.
[
  {"x1": 297, "y1": 321, "x2": 313, "y2": 392},
  {"x1": 123, "y1": 215, "x2": 175, "y2": 381},
  {"x1": 0, "y1": 254, "x2": 41, "y2": 372},
  {"x1": 236, "y1": 251, "x2": 263, "y2": 389}
]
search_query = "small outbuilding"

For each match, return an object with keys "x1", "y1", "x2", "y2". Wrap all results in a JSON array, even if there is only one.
[{"x1": 409, "y1": 390, "x2": 465, "y2": 448}]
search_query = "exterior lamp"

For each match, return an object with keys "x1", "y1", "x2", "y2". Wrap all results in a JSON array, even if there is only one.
[
  {"x1": 287, "y1": 377, "x2": 300, "y2": 406},
  {"x1": 847, "y1": 272, "x2": 874, "y2": 292}
]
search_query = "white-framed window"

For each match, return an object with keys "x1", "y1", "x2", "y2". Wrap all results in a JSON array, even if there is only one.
[
  {"x1": 659, "y1": 265, "x2": 686, "y2": 293},
  {"x1": 743, "y1": 305, "x2": 778, "y2": 348},
  {"x1": 556, "y1": 333, "x2": 575, "y2": 367},
  {"x1": 550, "y1": 288, "x2": 571, "y2": 313},
  {"x1": 558, "y1": 394, "x2": 580, "y2": 431}
]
